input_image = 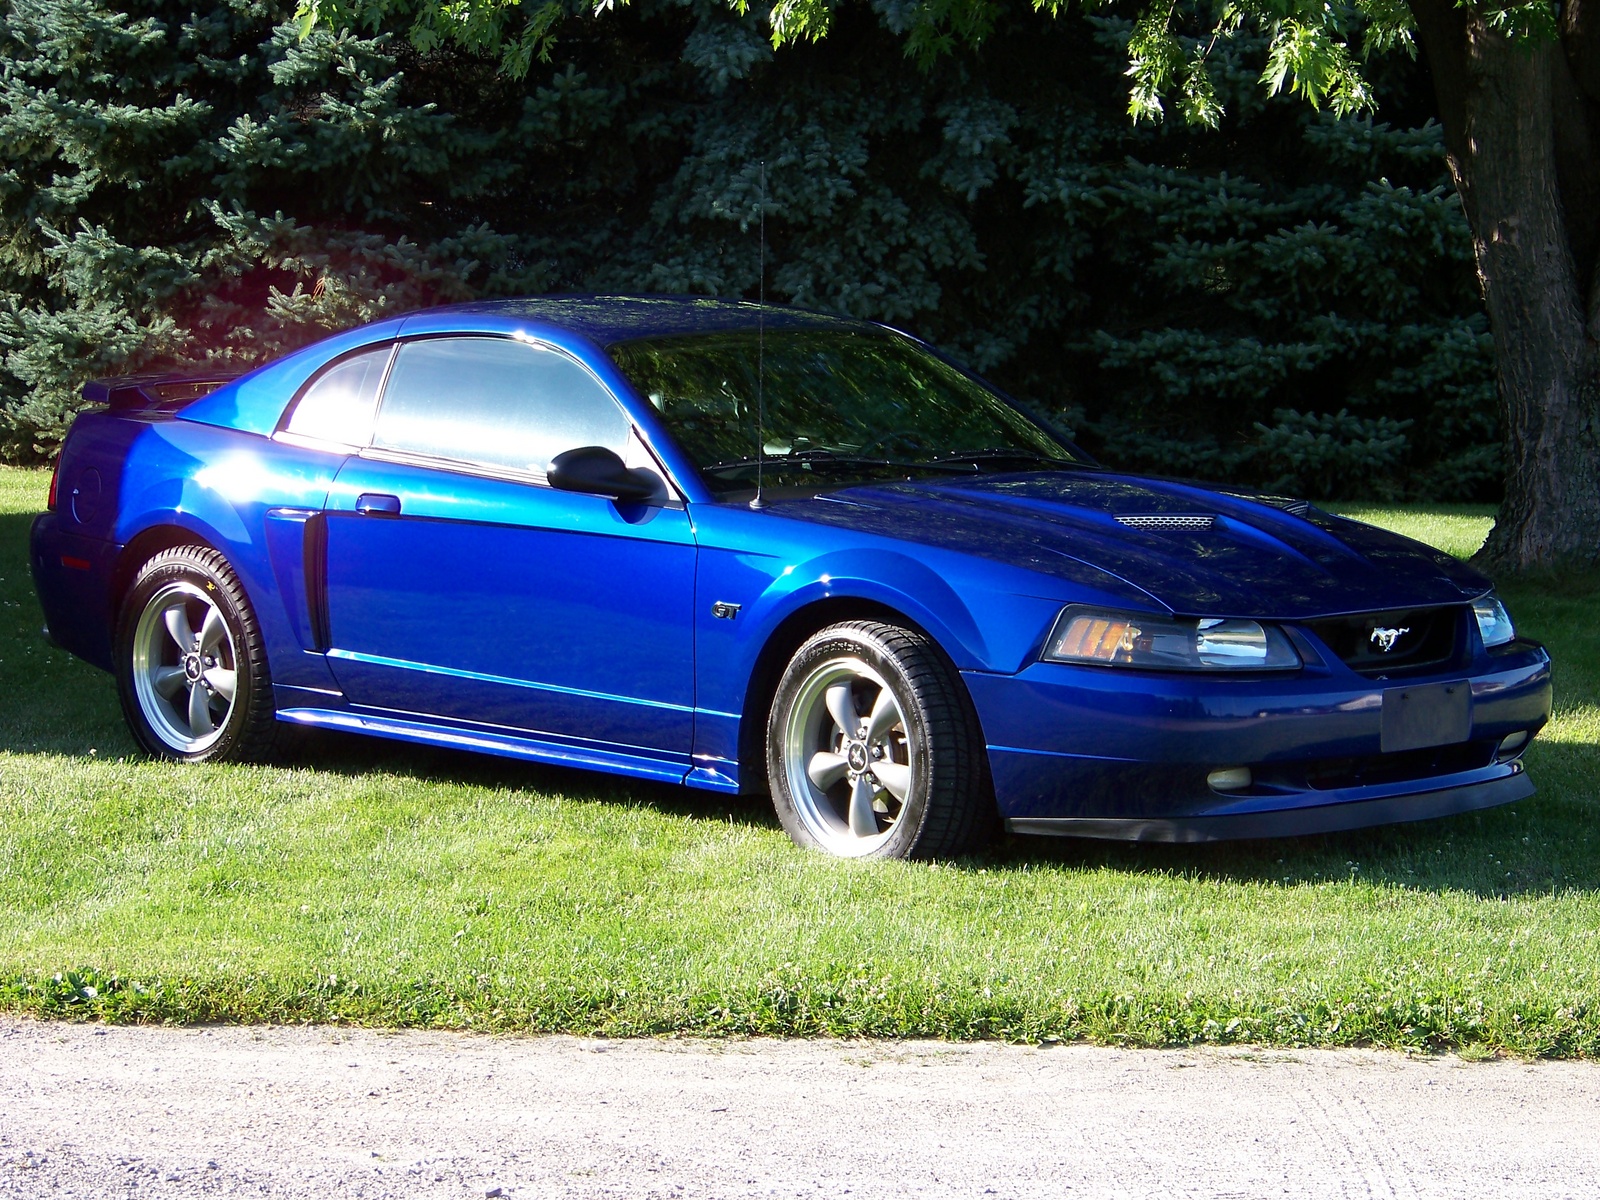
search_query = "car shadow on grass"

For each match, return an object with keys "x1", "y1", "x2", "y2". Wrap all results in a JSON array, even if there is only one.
[
  {"x1": 5, "y1": 510, "x2": 1595, "y2": 899},
  {"x1": 5, "y1": 639, "x2": 1595, "y2": 900},
  {"x1": 280, "y1": 724, "x2": 784, "y2": 833},
  {"x1": 298, "y1": 730, "x2": 1600, "y2": 901}
]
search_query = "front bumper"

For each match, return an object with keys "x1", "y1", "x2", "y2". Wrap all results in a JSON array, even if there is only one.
[{"x1": 963, "y1": 640, "x2": 1552, "y2": 841}]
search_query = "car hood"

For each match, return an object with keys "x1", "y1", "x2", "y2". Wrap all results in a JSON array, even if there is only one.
[{"x1": 763, "y1": 471, "x2": 1491, "y2": 620}]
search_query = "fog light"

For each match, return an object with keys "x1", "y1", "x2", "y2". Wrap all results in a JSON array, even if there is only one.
[
  {"x1": 1207, "y1": 767, "x2": 1253, "y2": 791},
  {"x1": 1496, "y1": 731, "x2": 1529, "y2": 761}
]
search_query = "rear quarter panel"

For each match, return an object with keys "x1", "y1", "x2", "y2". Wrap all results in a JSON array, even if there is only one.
[{"x1": 51, "y1": 412, "x2": 349, "y2": 693}]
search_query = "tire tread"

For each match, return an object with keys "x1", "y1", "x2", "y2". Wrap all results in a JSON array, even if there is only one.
[
  {"x1": 770, "y1": 619, "x2": 996, "y2": 859},
  {"x1": 117, "y1": 544, "x2": 285, "y2": 763}
]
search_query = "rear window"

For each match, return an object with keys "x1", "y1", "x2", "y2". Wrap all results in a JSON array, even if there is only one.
[{"x1": 283, "y1": 346, "x2": 392, "y2": 445}]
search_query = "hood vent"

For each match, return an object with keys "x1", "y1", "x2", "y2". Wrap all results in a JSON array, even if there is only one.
[{"x1": 1114, "y1": 513, "x2": 1216, "y2": 531}]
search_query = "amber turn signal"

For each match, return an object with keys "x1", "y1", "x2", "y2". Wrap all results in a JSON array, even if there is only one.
[{"x1": 1051, "y1": 615, "x2": 1142, "y2": 663}]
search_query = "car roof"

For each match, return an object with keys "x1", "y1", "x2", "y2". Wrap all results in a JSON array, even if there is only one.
[
  {"x1": 173, "y1": 295, "x2": 899, "y2": 455},
  {"x1": 422, "y1": 294, "x2": 878, "y2": 344}
]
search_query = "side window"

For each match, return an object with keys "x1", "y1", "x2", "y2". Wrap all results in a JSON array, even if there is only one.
[
  {"x1": 282, "y1": 345, "x2": 392, "y2": 445},
  {"x1": 371, "y1": 337, "x2": 632, "y2": 478}
]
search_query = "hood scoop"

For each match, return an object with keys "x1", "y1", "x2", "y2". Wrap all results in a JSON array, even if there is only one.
[
  {"x1": 1220, "y1": 492, "x2": 1313, "y2": 517},
  {"x1": 1113, "y1": 513, "x2": 1216, "y2": 531}
]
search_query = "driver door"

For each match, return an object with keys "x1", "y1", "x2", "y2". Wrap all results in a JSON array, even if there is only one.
[{"x1": 317, "y1": 335, "x2": 697, "y2": 768}]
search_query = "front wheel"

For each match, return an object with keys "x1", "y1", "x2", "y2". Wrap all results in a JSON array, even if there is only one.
[
  {"x1": 115, "y1": 545, "x2": 281, "y2": 762},
  {"x1": 766, "y1": 620, "x2": 994, "y2": 859}
]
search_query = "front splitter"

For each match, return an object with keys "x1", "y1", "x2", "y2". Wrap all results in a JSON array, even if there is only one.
[{"x1": 1006, "y1": 768, "x2": 1534, "y2": 843}]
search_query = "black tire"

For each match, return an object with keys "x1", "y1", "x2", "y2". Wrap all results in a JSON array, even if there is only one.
[
  {"x1": 766, "y1": 620, "x2": 995, "y2": 859},
  {"x1": 114, "y1": 544, "x2": 282, "y2": 763}
]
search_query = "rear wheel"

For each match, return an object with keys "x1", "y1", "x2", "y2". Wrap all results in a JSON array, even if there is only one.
[
  {"x1": 766, "y1": 620, "x2": 994, "y2": 859},
  {"x1": 115, "y1": 545, "x2": 281, "y2": 762}
]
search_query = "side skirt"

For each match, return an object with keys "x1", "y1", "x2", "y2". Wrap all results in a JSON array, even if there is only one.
[{"x1": 275, "y1": 706, "x2": 692, "y2": 788}]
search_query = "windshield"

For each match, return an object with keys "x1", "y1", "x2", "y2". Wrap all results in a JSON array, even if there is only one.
[{"x1": 607, "y1": 329, "x2": 1084, "y2": 496}]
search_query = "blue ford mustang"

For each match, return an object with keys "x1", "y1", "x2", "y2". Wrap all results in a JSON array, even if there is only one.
[{"x1": 31, "y1": 297, "x2": 1551, "y2": 857}]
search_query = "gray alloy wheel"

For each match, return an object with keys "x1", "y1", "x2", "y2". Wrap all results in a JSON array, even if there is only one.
[
  {"x1": 115, "y1": 545, "x2": 282, "y2": 763},
  {"x1": 780, "y1": 654, "x2": 916, "y2": 856},
  {"x1": 130, "y1": 580, "x2": 240, "y2": 754},
  {"x1": 766, "y1": 620, "x2": 995, "y2": 859}
]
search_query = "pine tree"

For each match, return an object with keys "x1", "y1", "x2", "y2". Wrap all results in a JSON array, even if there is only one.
[
  {"x1": 0, "y1": 0, "x2": 1499, "y2": 501},
  {"x1": 0, "y1": 0, "x2": 544, "y2": 455}
]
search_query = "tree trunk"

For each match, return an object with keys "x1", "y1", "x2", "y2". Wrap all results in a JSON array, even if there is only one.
[{"x1": 1413, "y1": 0, "x2": 1600, "y2": 574}]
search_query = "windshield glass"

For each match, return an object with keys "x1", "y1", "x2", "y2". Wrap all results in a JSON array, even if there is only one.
[{"x1": 607, "y1": 329, "x2": 1083, "y2": 495}]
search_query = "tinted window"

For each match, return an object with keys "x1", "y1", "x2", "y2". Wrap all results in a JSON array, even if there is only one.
[
  {"x1": 373, "y1": 337, "x2": 631, "y2": 476},
  {"x1": 284, "y1": 345, "x2": 391, "y2": 445}
]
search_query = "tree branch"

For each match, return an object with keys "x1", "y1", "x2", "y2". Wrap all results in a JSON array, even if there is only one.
[
  {"x1": 1552, "y1": 55, "x2": 1600, "y2": 324},
  {"x1": 1410, "y1": 0, "x2": 1474, "y2": 223},
  {"x1": 1565, "y1": 0, "x2": 1600, "y2": 103},
  {"x1": 1563, "y1": 0, "x2": 1600, "y2": 337}
]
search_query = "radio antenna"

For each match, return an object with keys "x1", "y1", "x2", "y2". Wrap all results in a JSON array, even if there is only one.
[{"x1": 750, "y1": 160, "x2": 767, "y2": 511}]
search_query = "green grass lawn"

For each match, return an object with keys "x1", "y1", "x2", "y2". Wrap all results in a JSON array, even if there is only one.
[{"x1": 2, "y1": 467, "x2": 1597, "y2": 1054}]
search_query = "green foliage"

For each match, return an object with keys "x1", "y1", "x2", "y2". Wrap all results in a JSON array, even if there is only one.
[
  {"x1": 0, "y1": 0, "x2": 1499, "y2": 498},
  {"x1": 0, "y1": 0, "x2": 549, "y2": 455},
  {"x1": 1254, "y1": 408, "x2": 1412, "y2": 500},
  {"x1": 298, "y1": 0, "x2": 574, "y2": 79}
]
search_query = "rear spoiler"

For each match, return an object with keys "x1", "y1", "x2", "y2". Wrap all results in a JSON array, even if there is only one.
[{"x1": 82, "y1": 371, "x2": 240, "y2": 414}]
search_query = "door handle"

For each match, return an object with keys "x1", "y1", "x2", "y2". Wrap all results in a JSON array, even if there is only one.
[{"x1": 354, "y1": 493, "x2": 402, "y2": 516}]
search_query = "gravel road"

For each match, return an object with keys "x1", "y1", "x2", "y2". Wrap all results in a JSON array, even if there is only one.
[{"x1": 2, "y1": 1018, "x2": 1597, "y2": 1199}]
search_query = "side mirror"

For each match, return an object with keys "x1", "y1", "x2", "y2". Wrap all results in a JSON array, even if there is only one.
[{"x1": 548, "y1": 446, "x2": 661, "y2": 503}]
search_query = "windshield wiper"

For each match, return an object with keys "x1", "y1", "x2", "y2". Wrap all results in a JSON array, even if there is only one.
[
  {"x1": 924, "y1": 448, "x2": 1084, "y2": 470},
  {"x1": 702, "y1": 449, "x2": 970, "y2": 476}
]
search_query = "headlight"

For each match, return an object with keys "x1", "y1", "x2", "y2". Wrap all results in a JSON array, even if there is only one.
[
  {"x1": 1043, "y1": 607, "x2": 1301, "y2": 671},
  {"x1": 1473, "y1": 594, "x2": 1516, "y2": 648}
]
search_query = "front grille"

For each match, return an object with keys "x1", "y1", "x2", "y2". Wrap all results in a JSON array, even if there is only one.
[
  {"x1": 1305, "y1": 606, "x2": 1465, "y2": 677},
  {"x1": 1114, "y1": 513, "x2": 1216, "y2": 530}
]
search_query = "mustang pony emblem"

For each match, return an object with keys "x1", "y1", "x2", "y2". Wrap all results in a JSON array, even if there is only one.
[{"x1": 1369, "y1": 625, "x2": 1411, "y2": 653}]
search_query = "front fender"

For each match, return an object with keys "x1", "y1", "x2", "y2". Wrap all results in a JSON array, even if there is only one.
[
  {"x1": 749, "y1": 547, "x2": 991, "y2": 670},
  {"x1": 686, "y1": 504, "x2": 1070, "y2": 784}
]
